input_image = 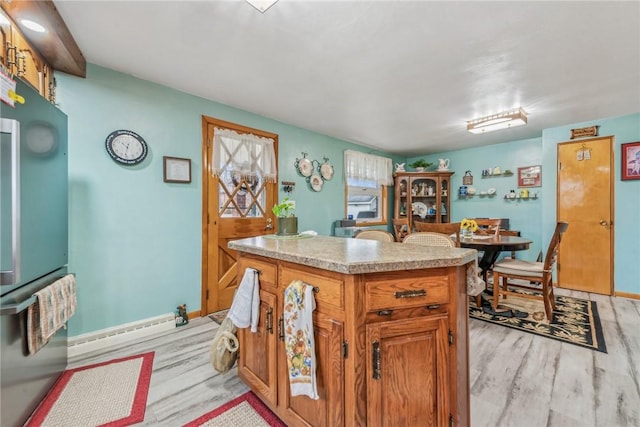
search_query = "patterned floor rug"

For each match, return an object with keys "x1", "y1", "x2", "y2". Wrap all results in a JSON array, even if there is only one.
[
  {"x1": 25, "y1": 352, "x2": 155, "y2": 426},
  {"x1": 208, "y1": 309, "x2": 229, "y2": 325},
  {"x1": 183, "y1": 391, "x2": 286, "y2": 427},
  {"x1": 470, "y1": 290, "x2": 607, "y2": 353}
]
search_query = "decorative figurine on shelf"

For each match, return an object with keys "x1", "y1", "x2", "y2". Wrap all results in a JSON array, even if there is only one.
[
  {"x1": 176, "y1": 304, "x2": 189, "y2": 327},
  {"x1": 395, "y1": 162, "x2": 406, "y2": 172},
  {"x1": 437, "y1": 158, "x2": 450, "y2": 171}
]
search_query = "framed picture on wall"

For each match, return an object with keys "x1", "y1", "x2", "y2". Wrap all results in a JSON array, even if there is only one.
[
  {"x1": 621, "y1": 142, "x2": 640, "y2": 181},
  {"x1": 517, "y1": 165, "x2": 541, "y2": 187},
  {"x1": 163, "y1": 156, "x2": 192, "y2": 183}
]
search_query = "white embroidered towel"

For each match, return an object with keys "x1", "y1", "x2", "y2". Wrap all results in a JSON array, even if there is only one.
[
  {"x1": 228, "y1": 268, "x2": 260, "y2": 332},
  {"x1": 466, "y1": 259, "x2": 485, "y2": 297},
  {"x1": 283, "y1": 280, "x2": 319, "y2": 400}
]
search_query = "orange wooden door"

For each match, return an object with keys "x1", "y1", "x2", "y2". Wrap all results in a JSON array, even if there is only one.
[
  {"x1": 557, "y1": 136, "x2": 614, "y2": 294},
  {"x1": 202, "y1": 116, "x2": 278, "y2": 314}
]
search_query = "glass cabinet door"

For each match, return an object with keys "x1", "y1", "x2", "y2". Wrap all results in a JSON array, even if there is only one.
[
  {"x1": 396, "y1": 177, "x2": 409, "y2": 218},
  {"x1": 440, "y1": 177, "x2": 449, "y2": 223},
  {"x1": 410, "y1": 177, "x2": 438, "y2": 224}
]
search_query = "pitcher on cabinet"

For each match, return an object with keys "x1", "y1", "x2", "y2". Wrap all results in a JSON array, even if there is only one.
[{"x1": 438, "y1": 158, "x2": 450, "y2": 170}]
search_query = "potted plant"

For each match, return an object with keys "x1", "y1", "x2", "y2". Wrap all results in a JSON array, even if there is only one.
[
  {"x1": 408, "y1": 159, "x2": 433, "y2": 172},
  {"x1": 272, "y1": 197, "x2": 298, "y2": 236}
]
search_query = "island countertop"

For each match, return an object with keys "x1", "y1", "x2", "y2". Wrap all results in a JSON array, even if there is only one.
[{"x1": 228, "y1": 234, "x2": 477, "y2": 274}]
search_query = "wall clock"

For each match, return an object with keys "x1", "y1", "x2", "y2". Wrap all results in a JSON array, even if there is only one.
[{"x1": 105, "y1": 129, "x2": 148, "y2": 165}]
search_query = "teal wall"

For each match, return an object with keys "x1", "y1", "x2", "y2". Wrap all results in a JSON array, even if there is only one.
[
  {"x1": 57, "y1": 64, "x2": 403, "y2": 335},
  {"x1": 410, "y1": 138, "x2": 544, "y2": 260},
  {"x1": 409, "y1": 113, "x2": 640, "y2": 295},
  {"x1": 58, "y1": 64, "x2": 638, "y2": 336}
]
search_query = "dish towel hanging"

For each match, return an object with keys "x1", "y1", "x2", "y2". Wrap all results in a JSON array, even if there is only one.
[
  {"x1": 228, "y1": 268, "x2": 260, "y2": 332},
  {"x1": 27, "y1": 274, "x2": 77, "y2": 355},
  {"x1": 283, "y1": 279, "x2": 319, "y2": 400}
]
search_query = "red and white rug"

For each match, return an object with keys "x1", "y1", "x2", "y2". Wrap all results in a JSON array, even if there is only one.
[
  {"x1": 25, "y1": 352, "x2": 154, "y2": 427},
  {"x1": 183, "y1": 391, "x2": 286, "y2": 427}
]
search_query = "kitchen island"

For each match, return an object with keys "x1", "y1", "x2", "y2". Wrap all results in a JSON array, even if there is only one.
[{"x1": 228, "y1": 235, "x2": 476, "y2": 427}]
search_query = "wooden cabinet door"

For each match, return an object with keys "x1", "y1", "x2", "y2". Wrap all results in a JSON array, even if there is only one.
[
  {"x1": 11, "y1": 27, "x2": 44, "y2": 92},
  {"x1": 0, "y1": 12, "x2": 11, "y2": 68},
  {"x1": 279, "y1": 313, "x2": 344, "y2": 427},
  {"x1": 237, "y1": 290, "x2": 279, "y2": 406},
  {"x1": 366, "y1": 315, "x2": 450, "y2": 427}
]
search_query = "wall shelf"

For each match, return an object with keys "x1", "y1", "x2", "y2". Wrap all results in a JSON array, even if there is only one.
[
  {"x1": 481, "y1": 172, "x2": 514, "y2": 178},
  {"x1": 504, "y1": 194, "x2": 539, "y2": 200}
]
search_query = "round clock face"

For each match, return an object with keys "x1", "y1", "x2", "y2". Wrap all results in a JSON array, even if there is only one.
[{"x1": 105, "y1": 130, "x2": 148, "y2": 165}]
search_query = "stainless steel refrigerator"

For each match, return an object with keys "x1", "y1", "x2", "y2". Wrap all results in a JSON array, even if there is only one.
[{"x1": 1, "y1": 78, "x2": 69, "y2": 427}]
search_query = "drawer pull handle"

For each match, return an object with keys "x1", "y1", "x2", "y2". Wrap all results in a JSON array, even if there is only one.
[
  {"x1": 266, "y1": 307, "x2": 273, "y2": 334},
  {"x1": 377, "y1": 310, "x2": 393, "y2": 316},
  {"x1": 372, "y1": 340, "x2": 381, "y2": 380},
  {"x1": 394, "y1": 289, "x2": 427, "y2": 299},
  {"x1": 426, "y1": 304, "x2": 441, "y2": 310},
  {"x1": 278, "y1": 316, "x2": 285, "y2": 341}
]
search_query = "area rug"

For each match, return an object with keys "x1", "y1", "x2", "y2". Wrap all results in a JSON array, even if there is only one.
[
  {"x1": 470, "y1": 290, "x2": 607, "y2": 353},
  {"x1": 208, "y1": 309, "x2": 229, "y2": 325},
  {"x1": 183, "y1": 391, "x2": 286, "y2": 427},
  {"x1": 25, "y1": 352, "x2": 155, "y2": 427}
]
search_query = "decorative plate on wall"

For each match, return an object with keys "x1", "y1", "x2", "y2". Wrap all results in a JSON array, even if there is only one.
[{"x1": 310, "y1": 174, "x2": 324, "y2": 192}]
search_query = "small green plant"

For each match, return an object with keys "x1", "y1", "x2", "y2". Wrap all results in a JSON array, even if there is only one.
[
  {"x1": 272, "y1": 197, "x2": 296, "y2": 217},
  {"x1": 409, "y1": 159, "x2": 433, "y2": 169}
]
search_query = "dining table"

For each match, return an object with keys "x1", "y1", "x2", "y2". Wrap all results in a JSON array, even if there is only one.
[{"x1": 456, "y1": 234, "x2": 533, "y2": 282}]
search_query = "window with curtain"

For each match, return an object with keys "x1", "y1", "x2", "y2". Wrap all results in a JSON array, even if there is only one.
[
  {"x1": 344, "y1": 150, "x2": 393, "y2": 224},
  {"x1": 212, "y1": 127, "x2": 277, "y2": 218}
]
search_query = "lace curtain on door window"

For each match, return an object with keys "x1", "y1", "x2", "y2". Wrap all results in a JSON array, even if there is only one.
[{"x1": 211, "y1": 127, "x2": 277, "y2": 182}]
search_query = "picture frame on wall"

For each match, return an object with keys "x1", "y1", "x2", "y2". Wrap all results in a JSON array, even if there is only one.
[
  {"x1": 517, "y1": 165, "x2": 541, "y2": 187},
  {"x1": 621, "y1": 142, "x2": 640, "y2": 181},
  {"x1": 163, "y1": 156, "x2": 192, "y2": 183}
]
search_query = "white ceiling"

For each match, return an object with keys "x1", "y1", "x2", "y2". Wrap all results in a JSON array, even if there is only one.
[{"x1": 54, "y1": 0, "x2": 640, "y2": 156}]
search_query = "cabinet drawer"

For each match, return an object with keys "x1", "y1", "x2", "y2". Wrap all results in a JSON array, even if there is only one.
[
  {"x1": 238, "y1": 257, "x2": 276, "y2": 289},
  {"x1": 365, "y1": 273, "x2": 450, "y2": 311},
  {"x1": 281, "y1": 267, "x2": 344, "y2": 310}
]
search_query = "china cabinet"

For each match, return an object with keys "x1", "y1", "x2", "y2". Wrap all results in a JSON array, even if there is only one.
[{"x1": 394, "y1": 171, "x2": 454, "y2": 232}]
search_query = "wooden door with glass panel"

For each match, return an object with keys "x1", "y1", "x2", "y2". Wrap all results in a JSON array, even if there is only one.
[{"x1": 202, "y1": 116, "x2": 278, "y2": 314}]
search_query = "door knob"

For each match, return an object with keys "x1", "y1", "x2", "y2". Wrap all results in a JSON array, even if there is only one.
[{"x1": 599, "y1": 220, "x2": 609, "y2": 226}]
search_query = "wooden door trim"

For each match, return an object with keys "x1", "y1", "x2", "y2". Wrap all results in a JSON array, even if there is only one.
[
  {"x1": 201, "y1": 115, "x2": 279, "y2": 315},
  {"x1": 556, "y1": 135, "x2": 615, "y2": 295}
]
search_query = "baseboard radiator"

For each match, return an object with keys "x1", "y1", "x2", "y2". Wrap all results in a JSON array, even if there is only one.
[{"x1": 68, "y1": 313, "x2": 175, "y2": 358}]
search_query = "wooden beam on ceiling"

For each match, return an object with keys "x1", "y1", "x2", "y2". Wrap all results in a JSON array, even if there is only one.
[{"x1": 1, "y1": 0, "x2": 86, "y2": 77}]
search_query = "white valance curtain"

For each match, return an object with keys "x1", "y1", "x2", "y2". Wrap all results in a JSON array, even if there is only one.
[
  {"x1": 212, "y1": 127, "x2": 277, "y2": 182},
  {"x1": 343, "y1": 150, "x2": 393, "y2": 186}
]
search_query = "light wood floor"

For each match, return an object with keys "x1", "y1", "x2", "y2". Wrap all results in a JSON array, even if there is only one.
[{"x1": 68, "y1": 289, "x2": 640, "y2": 427}]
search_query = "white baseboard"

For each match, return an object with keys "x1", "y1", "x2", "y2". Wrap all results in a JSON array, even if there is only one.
[{"x1": 68, "y1": 313, "x2": 176, "y2": 358}]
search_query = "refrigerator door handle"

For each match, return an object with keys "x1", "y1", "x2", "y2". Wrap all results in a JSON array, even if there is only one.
[{"x1": 0, "y1": 118, "x2": 21, "y2": 286}]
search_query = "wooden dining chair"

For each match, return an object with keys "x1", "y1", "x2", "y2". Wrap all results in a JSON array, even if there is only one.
[
  {"x1": 354, "y1": 229, "x2": 395, "y2": 242},
  {"x1": 402, "y1": 232, "x2": 455, "y2": 247},
  {"x1": 499, "y1": 229, "x2": 520, "y2": 258},
  {"x1": 413, "y1": 222, "x2": 462, "y2": 247},
  {"x1": 392, "y1": 218, "x2": 410, "y2": 242},
  {"x1": 472, "y1": 218, "x2": 502, "y2": 236},
  {"x1": 492, "y1": 222, "x2": 569, "y2": 320}
]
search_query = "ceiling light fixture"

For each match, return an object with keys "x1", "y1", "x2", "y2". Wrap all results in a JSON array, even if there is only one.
[
  {"x1": 245, "y1": 0, "x2": 279, "y2": 13},
  {"x1": 467, "y1": 107, "x2": 528, "y2": 134},
  {"x1": 20, "y1": 19, "x2": 46, "y2": 33}
]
